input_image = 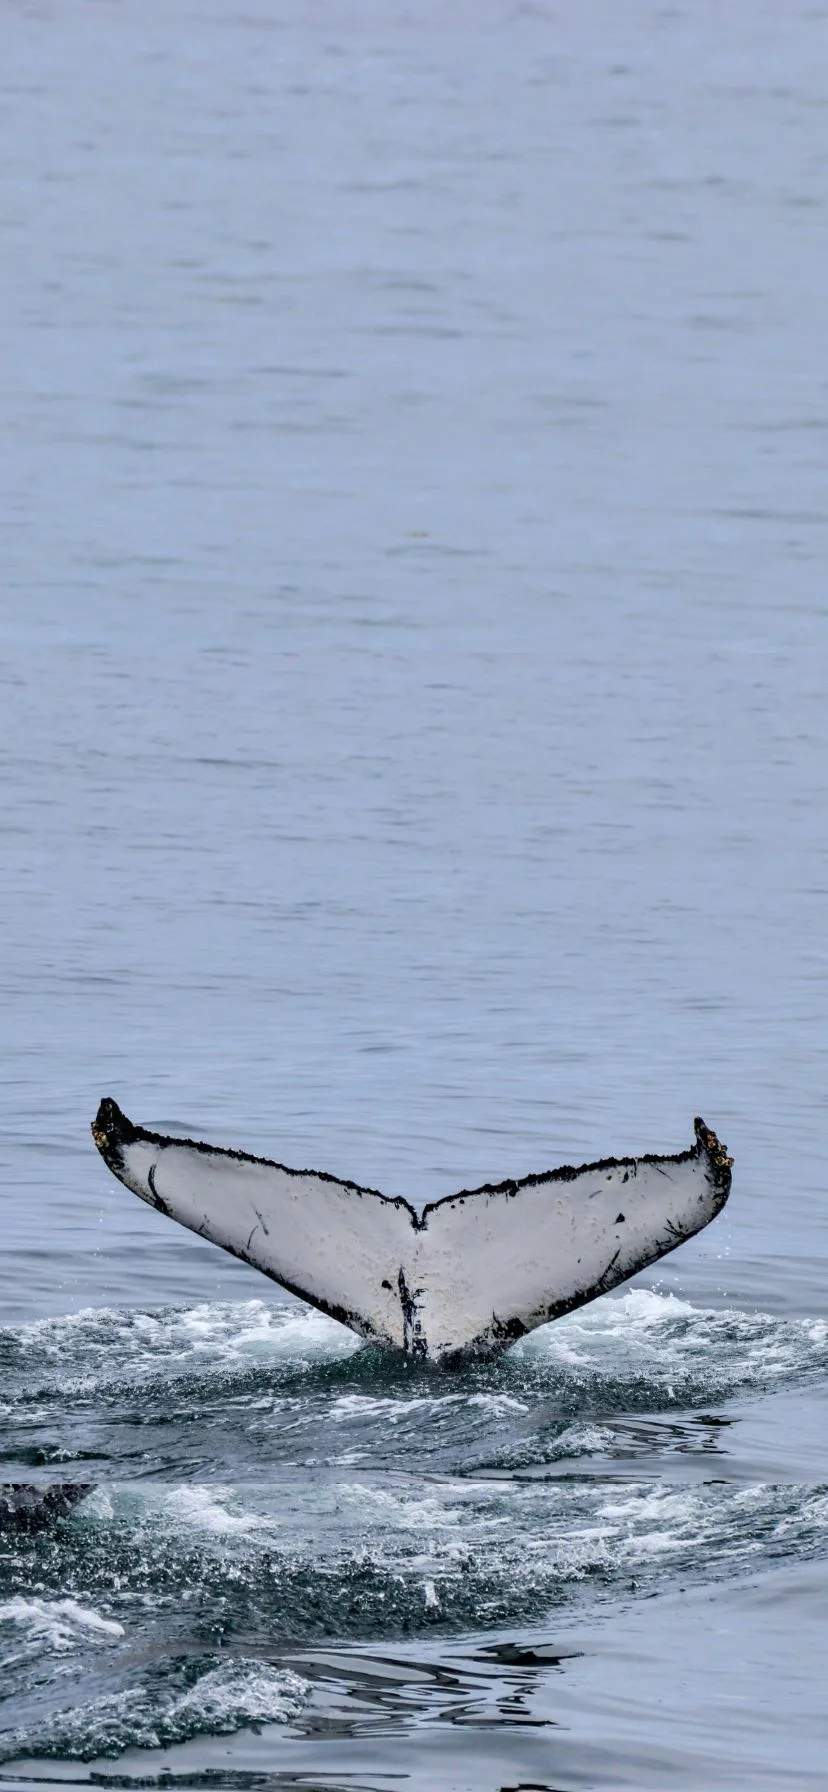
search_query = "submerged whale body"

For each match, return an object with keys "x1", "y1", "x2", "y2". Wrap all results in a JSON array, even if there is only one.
[
  {"x1": 92, "y1": 1101, "x2": 732, "y2": 1363},
  {"x1": 0, "y1": 1484, "x2": 93, "y2": 1533}
]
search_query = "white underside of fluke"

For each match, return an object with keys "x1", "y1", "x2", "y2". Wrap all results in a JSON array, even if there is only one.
[{"x1": 91, "y1": 1102, "x2": 732, "y2": 1362}]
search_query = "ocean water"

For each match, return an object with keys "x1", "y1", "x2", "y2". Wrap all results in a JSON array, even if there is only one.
[{"x1": 1, "y1": 1, "x2": 827, "y2": 1786}]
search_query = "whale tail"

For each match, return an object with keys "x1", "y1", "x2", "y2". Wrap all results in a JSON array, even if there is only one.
[{"x1": 92, "y1": 1100, "x2": 732, "y2": 1363}]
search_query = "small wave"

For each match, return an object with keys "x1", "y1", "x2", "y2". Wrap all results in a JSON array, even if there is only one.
[
  {"x1": 160, "y1": 1484, "x2": 275, "y2": 1537},
  {"x1": 2, "y1": 1290, "x2": 827, "y2": 1486},
  {"x1": 0, "y1": 1299, "x2": 358, "y2": 1396},
  {"x1": 5, "y1": 1477, "x2": 827, "y2": 1641},
  {"x1": 1, "y1": 1479, "x2": 827, "y2": 1760},
  {"x1": 514, "y1": 1287, "x2": 828, "y2": 1403},
  {"x1": 0, "y1": 1595, "x2": 123, "y2": 1669},
  {"x1": 329, "y1": 1391, "x2": 465, "y2": 1424},
  {"x1": 0, "y1": 1655, "x2": 308, "y2": 1762},
  {"x1": 4, "y1": 1289, "x2": 825, "y2": 1407}
]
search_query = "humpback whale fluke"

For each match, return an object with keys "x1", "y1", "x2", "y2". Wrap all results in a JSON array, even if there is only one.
[{"x1": 91, "y1": 1100, "x2": 732, "y2": 1363}]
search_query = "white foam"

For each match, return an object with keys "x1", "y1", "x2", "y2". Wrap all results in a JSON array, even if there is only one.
[
  {"x1": 2, "y1": 1658, "x2": 308, "y2": 1761},
  {"x1": 169, "y1": 1660, "x2": 307, "y2": 1728},
  {"x1": 329, "y1": 1393, "x2": 405, "y2": 1422},
  {"x1": 64, "y1": 1476, "x2": 828, "y2": 1633},
  {"x1": 520, "y1": 1288, "x2": 696, "y2": 1358},
  {"x1": 0, "y1": 1596, "x2": 124, "y2": 1658},
  {"x1": 159, "y1": 1486, "x2": 269, "y2": 1537},
  {"x1": 8, "y1": 1289, "x2": 826, "y2": 1415},
  {"x1": 329, "y1": 1392, "x2": 463, "y2": 1424},
  {"x1": 467, "y1": 1392, "x2": 529, "y2": 1414},
  {"x1": 341, "y1": 1480, "x2": 472, "y2": 1533},
  {"x1": 597, "y1": 1488, "x2": 701, "y2": 1523},
  {"x1": 6, "y1": 1298, "x2": 358, "y2": 1393},
  {"x1": 546, "y1": 1421, "x2": 616, "y2": 1458},
  {"x1": 83, "y1": 1488, "x2": 115, "y2": 1520},
  {"x1": 328, "y1": 1390, "x2": 528, "y2": 1429},
  {"x1": 770, "y1": 1489, "x2": 828, "y2": 1538},
  {"x1": 511, "y1": 1286, "x2": 828, "y2": 1399}
]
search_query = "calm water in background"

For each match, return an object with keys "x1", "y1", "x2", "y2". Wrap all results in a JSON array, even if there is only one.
[{"x1": 1, "y1": 1, "x2": 827, "y2": 1786}]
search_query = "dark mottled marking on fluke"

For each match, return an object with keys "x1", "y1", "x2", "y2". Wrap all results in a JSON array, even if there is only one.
[
  {"x1": 615, "y1": 1212, "x2": 626, "y2": 1223},
  {"x1": 438, "y1": 1306, "x2": 528, "y2": 1367},
  {"x1": 489, "y1": 1313, "x2": 527, "y2": 1344},
  {"x1": 397, "y1": 1266, "x2": 427, "y2": 1358}
]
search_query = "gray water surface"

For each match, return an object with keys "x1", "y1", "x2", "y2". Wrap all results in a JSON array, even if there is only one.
[{"x1": 1, "y1": 2, "x2": 827, "y2": 1786}]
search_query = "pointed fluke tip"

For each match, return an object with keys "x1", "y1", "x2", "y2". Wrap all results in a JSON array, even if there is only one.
[
  {"x1": 92, "y1": 1097, "x2": 138, "y2": 1163},
  {"x1": 693, "y1": 1116, "x2": 733, "y2": 1202}
]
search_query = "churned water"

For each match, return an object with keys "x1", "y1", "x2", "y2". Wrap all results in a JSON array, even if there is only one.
[{"x1": 1, "y1": 1, "x2": 827, "y2": 1786}]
